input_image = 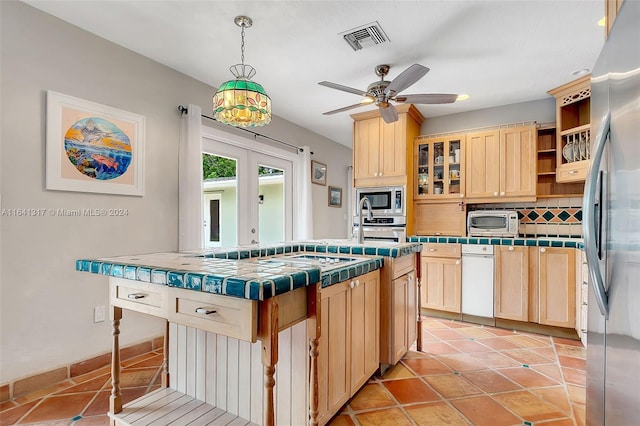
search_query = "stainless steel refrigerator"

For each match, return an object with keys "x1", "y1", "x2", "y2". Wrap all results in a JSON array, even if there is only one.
[{"x1": 584, "y1": 1, "x2": 640, "y2": 424}]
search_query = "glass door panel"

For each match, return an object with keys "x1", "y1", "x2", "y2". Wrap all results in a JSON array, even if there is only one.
[
  {"x1": 417, "y1": 143, "x2": 430, "y2": 196},
  {"x1": 257, "y1": 164, "x2": 285, "y2": 244},
  {"x1": 202, "y1": 152, "x2": 239, "y2": 247},
  {"x1": 433, "y1": 141, "x2": 445, "y2": 195},
  {"x1": 447, "y1": 139, "x2": 462, "y2": 195}
]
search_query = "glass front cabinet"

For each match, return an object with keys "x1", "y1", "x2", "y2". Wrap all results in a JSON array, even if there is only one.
[{"x1": 414, "y1": 134, "x2": 465, "y2": 199}]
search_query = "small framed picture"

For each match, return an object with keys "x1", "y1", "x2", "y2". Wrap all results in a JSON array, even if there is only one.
[
  {"x1": 328, "y1": 186, "x2": 342, "y2": 207},
  {"x1": 311, "y1": 160, "x2": 327, "y2": 185}
]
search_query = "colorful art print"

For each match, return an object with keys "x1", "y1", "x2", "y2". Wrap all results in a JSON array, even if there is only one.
[{"x1": 46, "y1": 91, "x2": 145, "y2": 196}]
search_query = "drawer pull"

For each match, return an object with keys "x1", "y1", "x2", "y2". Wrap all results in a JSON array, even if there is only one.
[
  {"x1": 429, "y1": 248, "x2": 437, "y2": 252},
  {"x1": 195, "y1": 307, "x2": 217, "y2": 315},
  {"x1": 568, "y1": 170, "x2": 578, "y2": 175},
  {"x1": 127, "y1": 293, "x2": 146, "y2": 300}
]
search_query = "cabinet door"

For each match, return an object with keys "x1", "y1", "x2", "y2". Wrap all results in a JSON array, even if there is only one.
[
  {"x1": 500, "y1": 126, "x2": 537, "y2": 197},
  {"x1": 318, "y1": 281, "x2": 350, "y2": 421},
  {"x1": 380, "y1": 118, "x2": 406, "y2": 179},
  {"x1": 466, "y1": 130, "x2": 500, "y2": 198},
  {"x1": 350, "y1": 271, "x2": 379, "y2": 392},
  {"x1": 391, "y1": 274, "x2": 409, "y2": 365},
  {"x1": 539, "y1": 247, "x2": 576, "y2": 328},
  {"x1": 414, "y1": 202, "x2": 467, "y2": 237},
  {"x1": 406, "y1": 271, "x2": 417, "y2": 352},
  {"x1": 353, "y1": 117, "x2": 381, "y2": 180},
  {"x1": 494, "y1": 246, "x2": 529, "y2": 321},
  {"x1": 420, "y1": 256, "x2": 461, "y2": 313}
]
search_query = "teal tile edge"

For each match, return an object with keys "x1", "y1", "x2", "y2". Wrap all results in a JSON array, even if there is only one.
[
  {"x1": 321, "y1": 257, "x2": 384, "y2": 288},
  {"x1": 407, "y1": 236, "x2": 583, "y2": 249}
]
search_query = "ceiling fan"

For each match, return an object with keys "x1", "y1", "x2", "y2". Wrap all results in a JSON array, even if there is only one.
[{"x1": 319, "y1": 64, "x2": 458, "y2": 123}]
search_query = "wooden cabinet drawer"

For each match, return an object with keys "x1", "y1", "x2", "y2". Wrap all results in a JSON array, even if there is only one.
[
  {"x1": 557, "y1": 161, "x2": 589, "y2": 183},
  {"x1": 167, "y1": 288, "x2": 258, "y2": 343},
  {"x1": 390, "y1": 254, "x2": 416, "y2": 279},
  {"x1": 111, "y1": 279, "x2": 166, "y2": 317},
  {"x1": 421, "y1": 243, "x2": 461, "y2": 259}
]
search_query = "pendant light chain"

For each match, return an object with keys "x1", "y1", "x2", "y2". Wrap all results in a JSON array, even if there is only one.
[{"x1": 240, "y1": 25, "x2": 245, "y2": 67}]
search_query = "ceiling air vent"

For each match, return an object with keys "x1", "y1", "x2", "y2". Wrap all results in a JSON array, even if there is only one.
[{"x1": 339, "y1": 21, "x2": 389, "y2": 51}]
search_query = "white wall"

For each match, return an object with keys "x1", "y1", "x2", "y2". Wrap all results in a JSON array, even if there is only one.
[{"x1": 0, "y1": 1, "x2": 351, "y2": 384}]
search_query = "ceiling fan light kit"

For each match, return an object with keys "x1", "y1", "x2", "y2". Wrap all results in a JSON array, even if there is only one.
[
  {"x1": 319, "y1": 63, "x2": 458, "y2": 123},
  {"x1": 212, "y1": 15, "x2": 272, "y2": 127}
]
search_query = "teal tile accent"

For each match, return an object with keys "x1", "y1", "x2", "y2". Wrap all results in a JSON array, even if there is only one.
[
  {"x1": 339, "y1": 269, "x2": 349, "y2": 281},
  {"x1": 490, "y1": 238, "x2": 501, "y2": 245},
  {"x1": 327, "y1": 245, "x2": 338, "y2": 253},
  {"x1": 527, "y1": 211, "x2": 539, "y2": 221},
  {"x1": 447, "y1": 237, "x2": 457, "y2": 243},
  {"x1": 469, "y1": 238, "x2": 478, "y2": 244},
  {"x1": 204, "y1": 275, "x2": 223, "y2": 293},
  {"x1": 275, "y1": 246, "x2": 284, "y2": 255},
  {"x1": 522, "y1": 364, "x2": 530, "y2": 368},
  {"x1": 566, "y1": 241, "x2": 578, "y2": 248},
  {"x1": 250, "y1": 249, "x2": 260, "y2": 257},
  {"x1": 239, "y1": 250, "x2": 250, "y2": 259},
  {"x1": 526, "y1": 239, "x2": 537, "y2": 246},
  {"x1": 167, "y1": 271, "x2": 185, "y2": 287},
  {"x1": 225, "y1": 277, "x2": 249, "y2": 298},
  {"x1": 364, "y1": 247, "x2": 377, "y2": 255},
  {"x1": 479, "y1": 238, "x2": 489, "y2": 244},
  {"x1": 351, "y1": 246, "x2": 364, "y2": 255},
  {"x1": 151, "y1": 269, "x2": 167, "y2": 284},
  {"x1": 339, "y1": 246, "x2": 350, "y2": 254},
  {"x1": 459, "y1": 238, "x2": 468, "y2": 244},
  {"x1": 551, "y1": 240, "x2": 563, "y2": 247},
  {"x1": 501, "y1": 239, "x2": 513, "y2": 245},
  {"x1": 124, "y1": 265, "x2": 137, "y2": 280},
  {"x1": 228, "y1": 251, "x2": 239, "y2": 259},
  {"x1": 542, "y1": 211, "x2": 555, "y2": 221},
  {"x1": 558, "y1": 210, "x2": 571, "y2": 221},
  {"x1": 438, "y1": 237, "x2": 447, "y2": 243},
  {"x1": 428, "y1": 237, "x2": 438, "y2": 243},
  {"x1": 377, "y1": 248, "x2": 391, "y2": 256},
  {"x1": 137, "y1": 267, "x2": 151, "y2": 282},
  {"x1": 514, "y1": 239, "x2": 525, "y2": 246},
  {"x1": 315, "y1": 245, "x2": 326, "y2": 253},
  {"x1": 575, "y1": 210, "x2": 583, "y2": 221},
  {"x1": 305, "y1": 244, "x2": 315, "y2": 252},
  {"x1": 539, "y1": 240, "x2": 550, "y2": 246},
  {"x1": 100, "y1": 263, "x2": 112, "y2": 275},
  {"x1": 185, "y1": 273, "x2": 203, "y2": 290}
]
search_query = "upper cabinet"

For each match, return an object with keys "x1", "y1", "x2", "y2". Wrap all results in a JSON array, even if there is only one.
[
  {"x1": 414, "y1": 134, "x2": 465, "y2": 200},
  {"x1": 465, "y1": 125, "x2": 537, "y2": 202},
  {"x1": 352, "y1": 104, "x2": 424, "y2": 188},
  {"x1": 547, "y1": 75, "x2": 591, "y2": 183}
]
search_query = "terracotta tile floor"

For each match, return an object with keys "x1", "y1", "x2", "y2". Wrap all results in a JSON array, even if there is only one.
[
  {"x1": 0, "y1": 318, "x2": 587, "y2": 425},
  {"x1": 331, "y1": 318, "x2": 586, "y2": 426}
]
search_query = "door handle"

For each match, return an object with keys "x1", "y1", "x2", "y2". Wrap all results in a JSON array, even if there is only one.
[{"x1": 583, "y1": 111, "x2": 610, "y2": 318}]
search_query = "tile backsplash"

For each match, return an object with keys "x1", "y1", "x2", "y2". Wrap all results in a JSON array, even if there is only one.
[{"x1": 469, "y1": 197, "x2": 583, "y2": 238}]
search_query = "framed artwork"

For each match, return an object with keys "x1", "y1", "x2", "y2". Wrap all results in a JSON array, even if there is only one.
[
  {"x1": 311, "y1": 160, "x2": 327, "y2": 185},
  {"x1": 328, "y1": 186, "x2": 342, "y2": 207},
  {"x1": 46, "y1": 90, "x2": 145, "y2": 196}
]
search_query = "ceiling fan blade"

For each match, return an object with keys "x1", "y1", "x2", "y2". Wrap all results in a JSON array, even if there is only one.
[
  {"x1": 322, "y1": 102, "x2": 368, "y2": 115},
  {"x1": 394, "y1": 94, "x2": 458, "y2": 104},
  {"x1": 318, "y1": 81, "x2": 368, "y2": 97},
  {"x1": 385, "y1": 64, "x2": 430, "y2": 95},
  {"x1": 379, "y1": 104, "x2": 399, "y2": 123}
]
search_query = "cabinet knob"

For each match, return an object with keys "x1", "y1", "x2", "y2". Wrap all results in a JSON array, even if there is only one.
[
  {"x1": 569, "y1": 170, "x2": 578, "y2": 175},
  {"x1": 195, "y1": 307, "x2": 217, "y2": 315},
  {"x1": 408, "y1": 275, "x2": 413, "y2": 282},
  {"x1": 356, "y1": 280, "x2": 360, "y2": 287},
  {"x1": 127, "y1": 293, "x2": 145, "y2": 300},
  {"x1": 455, "y1": 260, "x2": 461, "y2": 265},
  {"x1": 460, "y1": 194, "x2": 464, "y2": 198},
  {"x1": 508, "y1": 246, "x2": 514, "y2": 251},
  {"x1": 429, "y1": 248, "x2": 436, "y2": 252},
  {"x1": 493, "y1": 192, "x2": 498, "y2": 196},
  {"x1": 500, "y1": 191, "x2": 505, "y2": 196},
  {"x1": 350, "y1": 281, "x2": 355, "y2": 289},
  {"x1": 540, "y1": 247, "x2": 546, "y2": 252}
]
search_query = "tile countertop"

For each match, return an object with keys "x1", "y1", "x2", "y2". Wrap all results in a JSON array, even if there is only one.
[
  {"x1": 408, "y1": 235, "x2": 584, "y2": 249},
  {"x1": 75, "y1": 240, "x2": 422, "y2": 301}
]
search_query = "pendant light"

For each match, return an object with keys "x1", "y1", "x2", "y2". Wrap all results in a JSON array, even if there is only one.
[{"x1": 212, "y1": 16, "x2": 272, "y2": 127}]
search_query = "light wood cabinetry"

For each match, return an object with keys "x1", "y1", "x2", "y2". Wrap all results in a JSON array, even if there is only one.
[
  {"x1": 606, "y1": 0, "x2": 625, "y2": 38},
  {"x1": 414, "y1": 134, "x2": 466, "y2": 199},
  {"x1": 494, "y1": 246, "x2": 576, "y2": 329},
  {"x1": 380, "y1": 254, "x2": 418, "y2": 367},
  {"x1": 548, "y1": 75, "x2": 591, "y2": 183},
  {"x1": 420, "y1": 244, "x2": 462, "y2": 313},
  {"x1": 465, "y1": 125, "x2": 537, "y2": 202},
  {"x1": 414, "y1": 202, "x2": 466, "y2": 236},
  {"x1": 351, "y1": 104, "x2": 424, "y2": 188},
  {"x1": 536, "y1": 125, "x2": 584, "y2": 197},
  {"x1": 317, "y1": 270, "x2": 379, "y2": 426},
  {"x1": 494, "y1": 246, "x2": 530, "y2": 321},
  {"x1": 576, "y1": 250, "x2": 588, "y2": 346},
  {"x1": 539, "y1": 247, "x2": 576, "y2": 328}
]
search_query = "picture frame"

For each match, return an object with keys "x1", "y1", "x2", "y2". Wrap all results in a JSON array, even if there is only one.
[
  {"x1": 46, "y1": 90, "x2": 145, "y2": 196},
  {"x1": 328, "y1": 186, "x2": 342, "y2": 207},
  {"x1": 311, "y1": 160, "x2": 327, "y2": 185}
]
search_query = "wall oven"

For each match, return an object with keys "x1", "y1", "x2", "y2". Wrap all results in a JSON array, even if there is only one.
[{"x1": 353, "y1": 186, "x2": 406, "y2": 243}]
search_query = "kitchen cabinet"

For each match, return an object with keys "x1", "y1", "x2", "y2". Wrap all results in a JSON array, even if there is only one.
[
  {"x1": 536, "y1": 125, "x2": 584, "y2": 197},
  {"x1": 606, "y1": 0, "x2": 625, "y2": 38},
  {"x1": 548, "y1": 75, "x2": 591, "y2": 183},
  {"x1": 576, "y1": 249, "x2": 588, "y2": 346},
  {"x1": 414, "y1": 134, "x2": 466, "y2": 199},
  {"x1": 317, "y1": 270, "x2": 379, "y2": 425},
  {"x1": 465, "y1": 125, "x2": 537, "y2": 202},
  {"x1": 414, "y1": 202, "x2": 466, "y2": 237},
  {"x1": 420, "y1": 243, "x2": 462, "y2": 313},
  {"x1": 494, "y1": 246, "x2": 530, "y2": 321},
  {"x1": 494, "y1": 246, "x2": 576, "y2": 329},
  {"x1": 351, "y1": 104, "x2": 423, "y2": 188},
  {"x1": 380, "y1": 254, "x2": 417, "y2": 367},
  {"x1": 539, "y1": 247, "x2": 576, "y2": 328}
]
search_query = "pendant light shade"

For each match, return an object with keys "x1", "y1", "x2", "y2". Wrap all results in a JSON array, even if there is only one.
[{"x1": 212, "y1": 16, "x2": 271, "y2": 127}]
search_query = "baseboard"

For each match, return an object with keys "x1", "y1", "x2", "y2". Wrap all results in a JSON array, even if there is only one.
[{"x1": 1, "y1": 335, "x2": 163, "y2": 403}]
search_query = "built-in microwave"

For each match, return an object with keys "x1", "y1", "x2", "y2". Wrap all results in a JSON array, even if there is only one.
[
  {"x1": 467, "y1": 210, "x2": 519, "y2": 237},
  {"x1": 355, "y1": 186, "x2": 405, "y2": 216}
]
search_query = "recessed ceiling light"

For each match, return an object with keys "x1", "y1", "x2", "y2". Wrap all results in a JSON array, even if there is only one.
[
  {"x1": 572, "y1": 69, "x2": 590, "y2": 76},
  {"x1": 457, "y1": 94, "x2": 470, "y2": 101},
  {"x1": 598, "y1": 17, "x2": 606, "y2": 27}
]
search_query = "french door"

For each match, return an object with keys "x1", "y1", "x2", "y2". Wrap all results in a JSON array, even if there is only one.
[{"x1": 202, "y1": 131, "x2": 293, "y2": 247}]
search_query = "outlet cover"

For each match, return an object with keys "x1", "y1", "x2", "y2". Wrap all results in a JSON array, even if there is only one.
[{"x1": 94, "y1": 305, "x2": 106, "y2": 323}]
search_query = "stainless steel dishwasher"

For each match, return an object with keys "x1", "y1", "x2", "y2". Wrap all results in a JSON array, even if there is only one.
[{"x1": 461, "y1": 244, "x2": 494, "y2": 318}]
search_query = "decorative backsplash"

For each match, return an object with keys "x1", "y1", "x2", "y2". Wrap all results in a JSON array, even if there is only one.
[{"x1": 470, "y1": 197, "x2": 583, "y2": 238}]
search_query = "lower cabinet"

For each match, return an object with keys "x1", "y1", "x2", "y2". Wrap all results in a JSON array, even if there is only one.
[
  {"x1": 494, "y1": 246, "x2": 576, "y2": 329},
  {"x1": 420, "y1": 244, "x2": 462, "y2": 313},
  {"x1": 317, "y1": 271, "x2": 379, "y2": 425}
]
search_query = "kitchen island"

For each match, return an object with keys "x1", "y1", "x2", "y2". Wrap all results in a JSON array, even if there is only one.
[{"x1": 76, "y1": 240, "x2": 421, "y2": 426}]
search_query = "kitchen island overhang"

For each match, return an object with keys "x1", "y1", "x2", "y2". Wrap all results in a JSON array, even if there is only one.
[{"x1": 75, "y1": 240, "x2": 421, "y2": 426}]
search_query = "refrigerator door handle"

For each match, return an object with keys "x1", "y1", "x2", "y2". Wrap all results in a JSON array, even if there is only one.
[{"x1": 583, "y1": 111, "x2": 610, "y2": 318}]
